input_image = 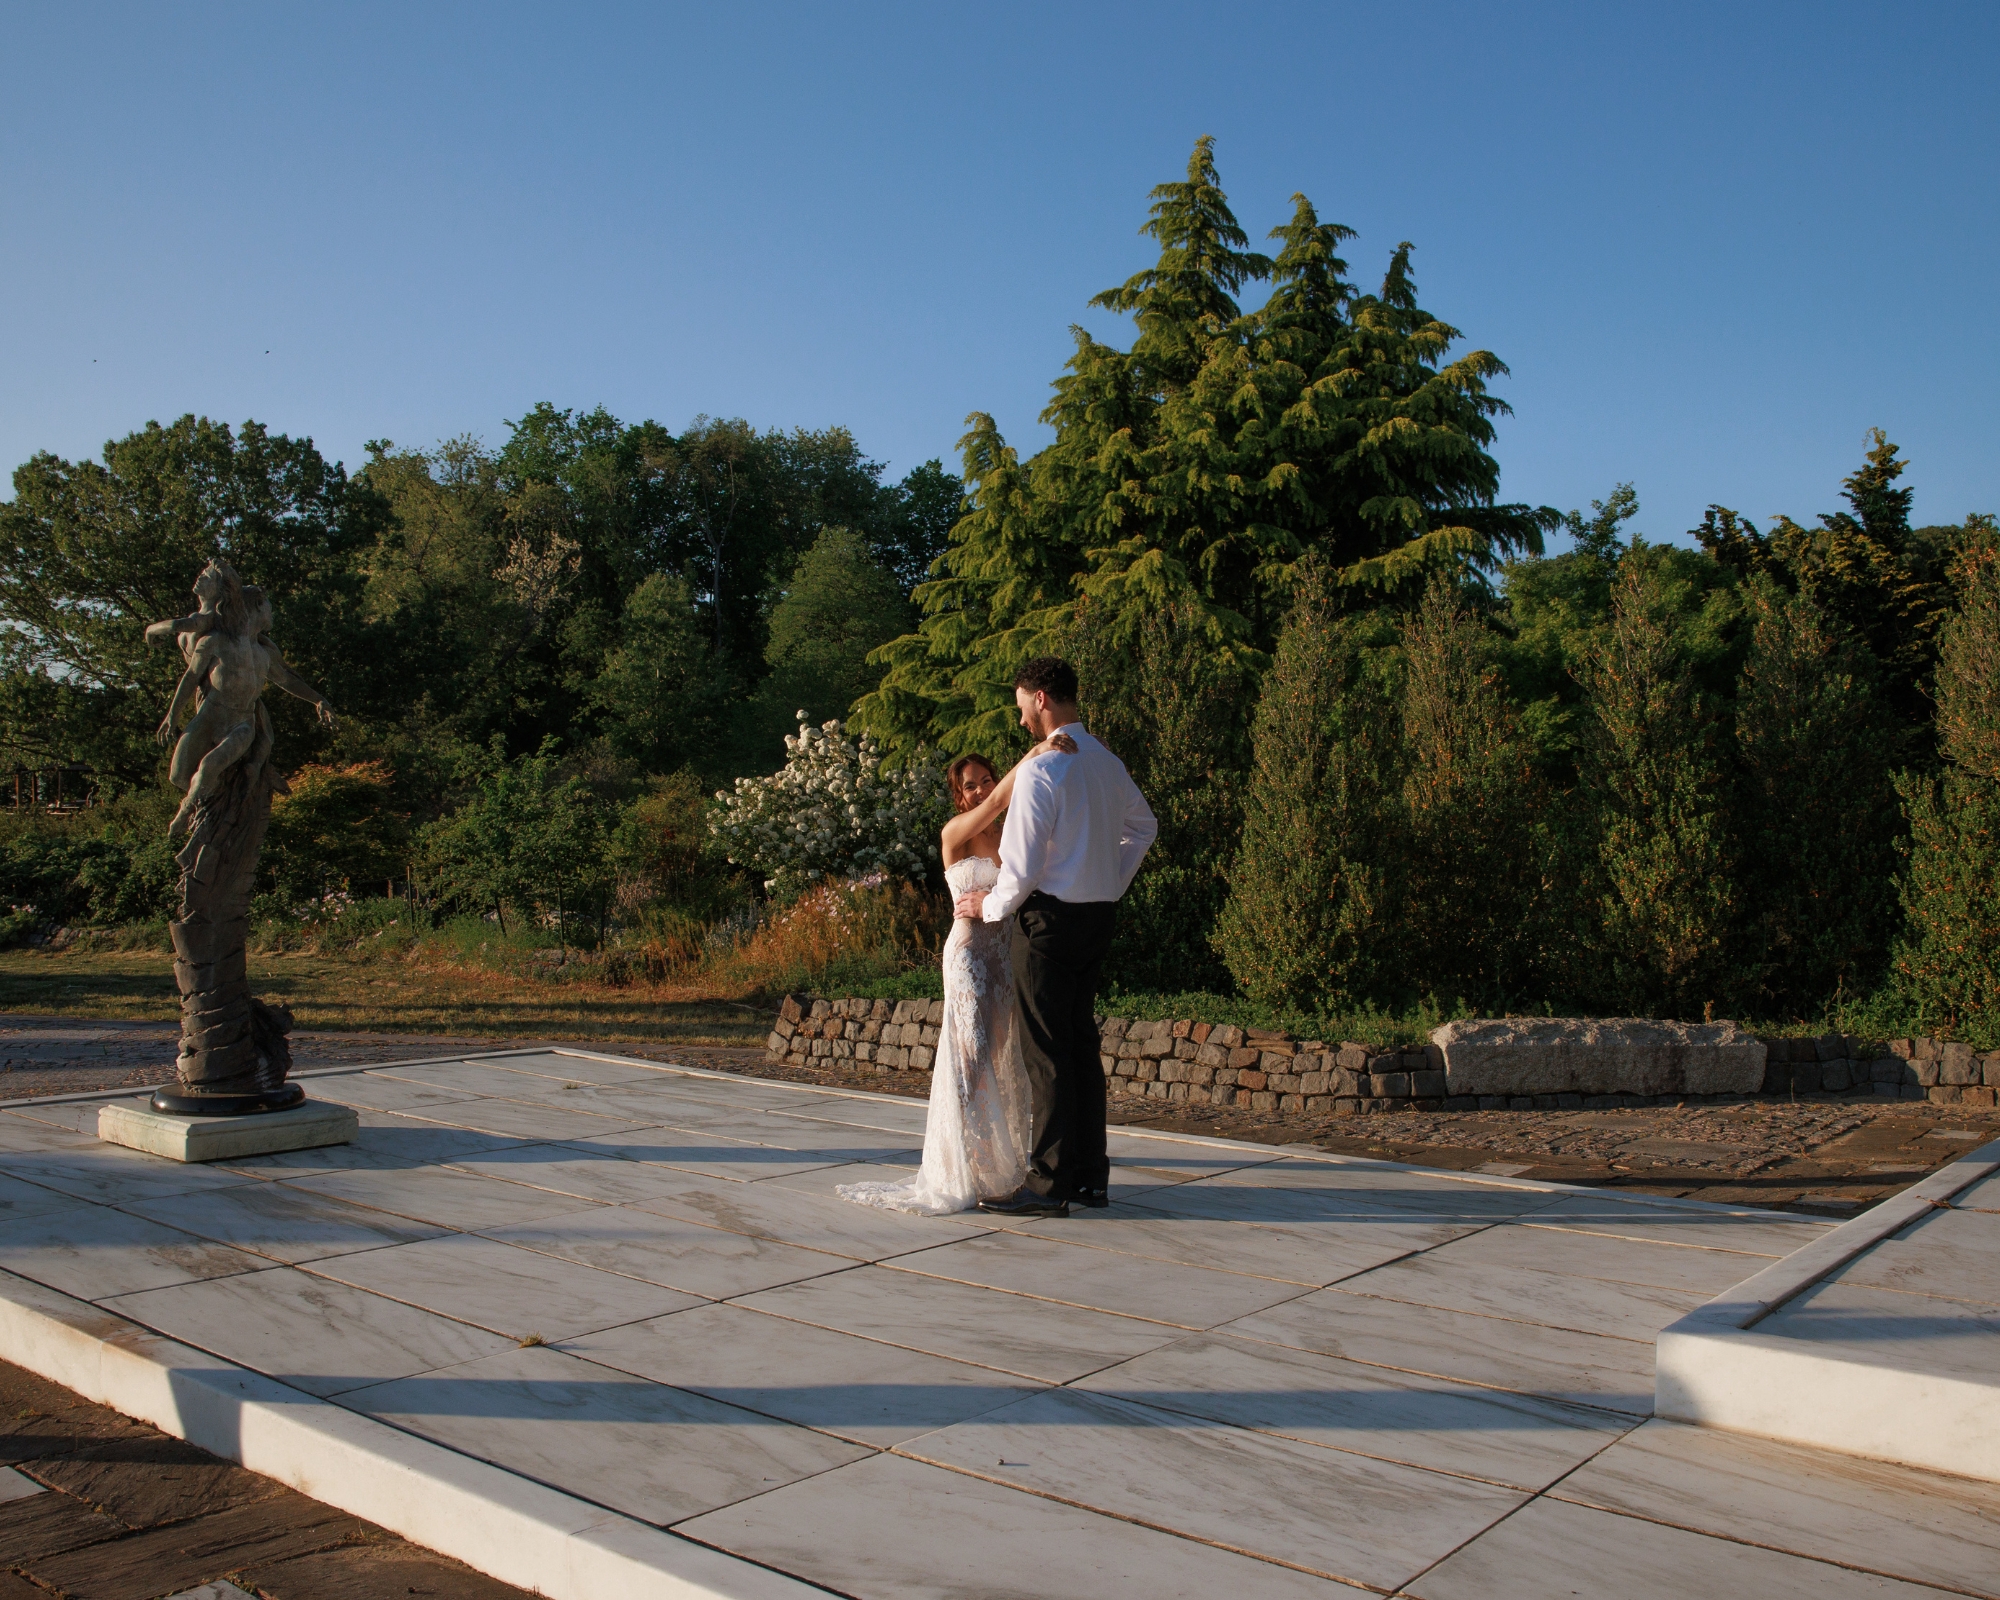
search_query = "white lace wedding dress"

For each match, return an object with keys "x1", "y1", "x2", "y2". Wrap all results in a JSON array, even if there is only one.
[{"x1": 837, "y1": 855, "x2": 1031, "y2": 1215}]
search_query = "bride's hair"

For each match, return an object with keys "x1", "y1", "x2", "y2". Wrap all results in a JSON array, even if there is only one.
[{"x1": 947, "y1": 755, "x2": 997, "y2": 813}]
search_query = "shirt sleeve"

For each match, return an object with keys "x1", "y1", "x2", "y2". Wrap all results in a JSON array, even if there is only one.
[
  {"x1": 1117, "y1": 774, "x2": 1158, "y2": 892},
  {"x1": 983, "y1": 758, "x2": 1055, "y2": 923}
]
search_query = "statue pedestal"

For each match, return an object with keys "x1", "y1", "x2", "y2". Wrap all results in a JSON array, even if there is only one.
[{"x1": 98, "y1": 1099, "x2": 357, "y2": 1164}]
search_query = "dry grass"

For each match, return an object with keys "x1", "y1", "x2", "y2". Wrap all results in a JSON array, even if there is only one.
[{"x1": 0, "y1": 945, "x2": 772, "y2": 1048}]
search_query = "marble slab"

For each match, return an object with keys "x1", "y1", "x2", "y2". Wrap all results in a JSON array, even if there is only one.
[
  {"x1": 1522, "y1": 1193, "x2": 1830, "y2": 1258},
  {"x1": 1121, "y1": 1173, "x2": 1507, "y2": 1234},
  {"x1": 1406, "y1": 1493, "x2": 1958, "y2": 1600},
  {"x1": 885, "y1": 1231, "x2": 1311, "y2": 1328},
  {"x1": 735, "y1": 1264, "x2": 1179, "y2": 1382},
  {"x1": 342, "y1": 1342, "x2": 870, "y2": 1524},
  {"x1": 8, "y1": 1098, "x2": 148, "y2": 1134},
  {"x1": 480, "y1": 1204, "x2": 852, "y2": 1299},
  {"x1": 98, "y1": 1099, "x2": 359, "y2": 1163},
  {"x1": 125, "y1": 1181, "x2": 446, "y2": 1264},
  {"x1": 1078, "y1": 1331, "x2": 1634, "y2": 1491},
  {"x1": 304, "y1": 1233, "x2": 700, "y2": 1340},
  {"x1": 219, "y1": 1108, "x2": 530, "y2": 1178},
  {"x1": 675, "y1": 1450, "x2": 1352, "y2": 1599},
  {"x1": 902, "y1": 1385, "x2": 1526, "y2": 1590},
  {"x1": 1555, "y1": 1419, "x2": 2000, "y2": 1596},
  {"x1": 306, "y1": 1074, "x2": 482, "y2": 1114},
  {"x1": 445, "y1": 1142, "x2": 754, "y2": 1208},
  {"x1": 1205, "y1": 1158, "x2": 1567, "y2": 1221},
  {"x1": 284, "y1": 1164, "x2": 608, "y2": 1233},
  {"x1": 1333, "y1": 1252, "x2": 1708, "y2": 1343},
  {"x1": 102, "y1": 1266, "x2": 514, "y2": 1395},
  {"x1": 624, "y1": 1170, "x2": 980, "y2": 1262},
  {"x1": 758, "y1": 1104, "x2": 932, "y2": 1139},
  {"x1": 458, "y1": 1052, "x2": 681, "y2": 1086},
  {"x1": 559, "y1": 1127, "x2": 858, "y2": 1183},
  {"x1": 0, "y1": 1171, "x2": 84, "y2": 1225},
  {"x1": 1953, "y1": 1170, "x2": 2000, "y2": 1212},
  {"x1": 391, "y1": 1096, "x2": 658, "y2": 1143},
  {"x1": 567, "y1": 1301, "x2": 1038, "y2": 1446},
  {"x1": 1753, "y1": 1279, "x2": 2000, "y2": 1382},
  {"x1": 997, "y1": 1200, "x2": 1472, "y2": 1286},
  {"x1": 1415, "y1": 1219, "x2": 1769, "y2": 1295},
  {"x1": 1224, "y1": 1287, "x2": 1658, "y2": 1413},
  {"x1": 1, "y1": 1139, "x2": 263, "y2": 1206},
  {"x1": 0, "y1": 1205, "x2": 265, "y2": 1300}
]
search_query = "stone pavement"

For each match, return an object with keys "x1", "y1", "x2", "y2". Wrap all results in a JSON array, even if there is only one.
[
  {"x1": 0, "y1": 1353, "x2": 530, "y2": 1597},
  {"x1": 2, "y1": 1047, "x2": 1998, "y2": 1596}
]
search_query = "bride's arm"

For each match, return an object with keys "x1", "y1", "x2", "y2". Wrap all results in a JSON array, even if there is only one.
[{"x1": 940, "y1": 733, "x2": 1077, "y2": 852}]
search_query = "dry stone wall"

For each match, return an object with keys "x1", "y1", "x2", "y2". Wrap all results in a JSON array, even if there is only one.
[{"x1": 765, "y1": 995, "x2": 2000, "y2": 1112}]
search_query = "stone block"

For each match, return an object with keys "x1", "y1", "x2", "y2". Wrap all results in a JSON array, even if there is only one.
[
  {"x1": 1985, "y1": 1055, "x2": 2000, "y2": 1087},
  {"x1": 1299, "y1": 1071, "x2": 1330, "y2": 1096},
  {"x1": 1930, "y1": 1084, "x2": 1964, "y2": 1104},
  {"x1": 1188, "y1": 1064, "x2": 1214, "y2": 1087},
  {"x1": 1370, "y1": 1071, "x2": 1410, "y2": 1098},
  {"x1": 774, "y1": 1017, "x2": 796, "y2": 1040},
  {"x1": 1762, "y1": 1060, "x2": 1792, "y2": 1094},
  {"x1": 1334, "y1": 1097, "x2": 1361, "y2": 1114},
  {"x1": 1820, "y1": 1061, "x2": 1852, "y2": 1092},
  {"x1": 830, "y1": 1039, "x2": 852, "y2": 1059},
  {"x1": 1173, "y1": 1039, "x2": 1199, "y2": 1060},
  {"x1": 1966, "y1": 1086, "x2": 2000, "y2": 1107},
  {"x1": 855, "y1": 1043, "x2": 874, "y2": 1062},
  {"x1": 909, "y1": 1045, "x2": 934, "y2": 1071},
  {"x1": 1814, "y1": 1034, "x2": 1844, "y2": 1062},
  {"x1": 810, "y1": 999, "x2": 831, "y2": 1019},
  {"x1": 1336, "y1": 1044, "x2": 1369, "y2": 1071},
  {"x1": 1870, "y1": 1058, "x2": 1904, "y2": 1084},
  {"x1": 1888, "y1": 1037, "x2": 1914, "y2": 1059},
  {"x1": 1432, "y1": 1017, "x2": 1767, "y2": 1098},
  {"x1": 1171, "y1": 1018, "x2": 1193, "y2": 1039},
  {"x1": 1100, "y1": 1016, "x2": 1128, "y2": 1040},
  {"x1": 99, "y1": 1099, "x2": 358, "y2": 1164},
  {"x1": 1236, "y1": 1069, "x2": 1266, "y2": 1091},
  {"x1": 1912, "y1": 1036, "x2": 1941, "y2": 1060},
  {"x1": 1158, "y1": 1058, "x2": 1186, "y2": 1084},
  {"x1": 1135, "y1": 1059, "x2": 1158, "y2": 1082},
  {"x1": 1410, "y1": 1068, "x2": 1445, "y2": 1098},
  {"x1": 1557, "y1": 1092, "x2": 1583, "y2": 1108},
  {"x1": 1226, "y1": 1047, "x2": 1259, "y2": 1070},
  {"x1": 1196, "y1": 1042, "x2": 1227, "y2": 1069},
  {"x1": 766, "y1": 1031, "x2": 787, "y2": 1055},
  {"x1": 919, "y1": 1024, "x2": 940, "y2": 1047},
  {"x1": 1209, "y1": 1024, "x2": 1245, "y2": 1049},
  {"x1": 1940, "y1": 1043, "x2": 1977, "y2": 1085}
]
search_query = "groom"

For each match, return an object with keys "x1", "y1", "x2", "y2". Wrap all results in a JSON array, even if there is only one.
[{"x1": 953, "y1": 656, "x2": 1157, "y2": 1219}]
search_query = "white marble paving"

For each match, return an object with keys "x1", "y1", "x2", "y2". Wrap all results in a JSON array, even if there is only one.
[
  {"x1": 675, "y1": 1450, "x2": 1353, "y2": 1599},
  {"x1": 1225, "y1": 1286, "x2": 1660, "y2": 1412},
  {"x1": 283, "y1": 1162, "x2": 609, "y2": 1233},
  {"x1": 0, "y1": 1203, "x2": 265, "y2": 1300},
  {"x1": 1076, "y1": 1331, "x2": 1634, "y2": 1491},
  {"x1": 103, "y1": 1266, "x2": 514, "y2": 1395},
  {"x1": 18, "y1": 1048, "x2": 1997, "y2": 1600},
  {"x1": 566, "y1": 1301, "x2": 1039, "y2": 1445},
  {"x1": 124, "y1": 1180, "x2": 447, "y2": 1263},
  {"x1": 902, "y1": 1384, "x2": 1527, "y2": 1589},
  {"x1": 737, "y1": 1263, "x2": 1180, "y2": 1382},
  {"x1": 885, "y1": 1230, "x2": 1311, "y2": 1327},
  {"x1": 303, "y1": 1233, "x2": 701, "y2": 1340},
  {"x1": 1406, "y1": 1494, "x2": 1962, "y2": 1599},
  {"x1": 1332, "y1": 1251, "x2": 1709, "y2": 1342},
  {"x1": 344, "y1": 1342, "x2": 871, "y2": 1524},
  {"x1": 1554, "y1": 1419, "x2": 2000, "y2": 1597},
  {"x1": 481, "y1": 1203, "x2": 853, "y2": 1299}
]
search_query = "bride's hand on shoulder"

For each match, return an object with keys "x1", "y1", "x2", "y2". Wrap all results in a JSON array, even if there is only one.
[{"x1": 1028, "y1": 731, "x2": 1078, "y2": 758}]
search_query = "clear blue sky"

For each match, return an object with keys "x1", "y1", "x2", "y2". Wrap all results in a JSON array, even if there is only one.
[{"x1": 3, "y1": 2, "x2": 1994, "y2": 547}]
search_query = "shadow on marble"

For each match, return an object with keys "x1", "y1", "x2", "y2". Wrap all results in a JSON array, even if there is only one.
[
  {"x1": 1330, "y1": 1252, "x2": 1707, "y2": 1343},
  {"x1": 566, "y1": 1301, "x2": 1041, "y2": 1446},
  {"x1": 125, "y1": 1182, "x2": 446, "y2": 1264},
  {"x1": 342, "y1": 1342, "x2": 870, "y2": 1524},
  {"x1": 1752, "y1": 1279, "x2": 2000, "y2": 1380},
  {"x1": 0, "y1": 1204, "x2": 266, "y2": 1300},
  {"x1": 479, "y1": 1204, "x2": 853, "y2": 1299}
]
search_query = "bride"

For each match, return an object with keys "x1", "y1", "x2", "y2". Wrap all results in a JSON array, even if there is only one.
[{"x1": 837, "y1": 732, "x2": 1075, "y2": 1215}]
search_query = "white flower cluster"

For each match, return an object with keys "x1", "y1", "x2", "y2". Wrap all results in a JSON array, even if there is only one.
[{"x1": 711, "y1": 713, "x2": 947, "y2": 897}]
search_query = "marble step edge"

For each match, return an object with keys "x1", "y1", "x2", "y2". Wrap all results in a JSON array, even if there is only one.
[
  {"x1": 0, "y1": 1266, "x2": 825, "y2": 1600},
  {"x1": 1654, "y1": 1138, "x2": 2000, "y2": 1484}
]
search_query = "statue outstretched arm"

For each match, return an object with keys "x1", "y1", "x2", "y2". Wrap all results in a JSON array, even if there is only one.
[
  {"x1": 266, "y1": 652, "x2": 337, "y2": 728},
  {"x1": 145, "y1": 611, "x2": 218, "y2": 648}
]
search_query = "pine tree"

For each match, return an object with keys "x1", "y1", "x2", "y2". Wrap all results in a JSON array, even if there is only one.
[
  {"x1": 1733, "y1": 583, "x2": 1900, "y2": 1014},
  {"x1": 1398, "y1": 576, "x2": 1541, "y2": 1003},
  {"x1": 1894, "y1": 539, "x2": 2000, "y2": 1034},
  {"x1": 1215, "y1": 562, "x2": 1403, "y2": 1010},
  {"x1": 1058, "y1": 601, "x2": 1251, "y2": 994},
  {"x1": 1584, "y1": 558, "x2": 1742, "y2": 1015}
]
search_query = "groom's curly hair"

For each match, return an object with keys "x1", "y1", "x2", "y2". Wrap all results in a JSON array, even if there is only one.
[{"x1": 1013, "y1": 656, "x2": 1078, "y2": 702}]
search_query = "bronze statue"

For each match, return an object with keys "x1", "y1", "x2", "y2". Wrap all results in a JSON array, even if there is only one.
[{"x1": 144, "y1": 560, "x2": 335, "y2": 1114}]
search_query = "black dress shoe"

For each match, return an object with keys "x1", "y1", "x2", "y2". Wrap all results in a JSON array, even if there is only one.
[
  {"x1": 977, "y1": 1188, "x2": 1070, "y2": 1218},
  {"x1": 1073, "y1": 1185, "x2": 1110, "y2": 1209}
]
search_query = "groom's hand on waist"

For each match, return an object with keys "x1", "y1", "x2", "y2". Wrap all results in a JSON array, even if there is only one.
[{"x1": 953, "y1": 889, "x2": 989, "y2": 921}]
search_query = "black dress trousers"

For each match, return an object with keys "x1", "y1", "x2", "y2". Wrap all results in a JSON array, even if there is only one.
[{"x1": 1012, "y1": 891, "x2": 1118, "y2": 1199}]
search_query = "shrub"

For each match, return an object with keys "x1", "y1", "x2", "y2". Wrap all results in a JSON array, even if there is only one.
[
  {"x1": 1895, "y1": 540, "x2": 2000, "y2": 1034},
  {"x1": 263, "y1": 761, "x2": 408, "y2": 906},
  {"x1": 703, "y1": 877, "x2": 945, "y2": 997},
  {"x1": 0, "y1": 793, "x2": 178, "y2": 926},
  {"x1": 710, "y1": 713, "x2": 947, "y2": 899},
  {"x1": 1215, "y1": 563, "x2": 1404, "y2": 1010}
]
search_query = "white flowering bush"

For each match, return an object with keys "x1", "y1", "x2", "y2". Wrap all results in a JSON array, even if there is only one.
[{"x1": 712, "y1": 713, "x2": 948, "y2": 898}]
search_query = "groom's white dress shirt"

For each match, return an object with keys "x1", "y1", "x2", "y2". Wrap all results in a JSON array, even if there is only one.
[{"x1": 983, "y1": 723, "x2": 1157, "y2": 924}]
